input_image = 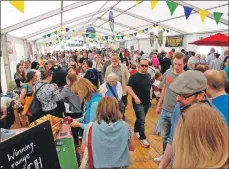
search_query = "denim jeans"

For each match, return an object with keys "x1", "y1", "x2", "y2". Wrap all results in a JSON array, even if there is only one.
[
  {"x1": 160, "y1": 109, "x2": 173, "y2": 153},
  {"x1": 133, "y1": 103, "x2": 151, "y2": 140}
]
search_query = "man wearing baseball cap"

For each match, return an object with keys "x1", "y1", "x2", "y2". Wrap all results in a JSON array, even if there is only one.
[{"x1": 158, "y1": 70, "x2": 227, "y2": 168}]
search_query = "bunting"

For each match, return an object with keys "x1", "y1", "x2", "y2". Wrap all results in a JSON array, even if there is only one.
[
  {"x1": 65, "y1": 28, "x2": 70, "y2": 32},
  {"x1": 134, "y1": 32, "x2": 137, "y2": 36},
  {"x1": 183, "y1": 6, "x2": 193, "y2": 20},
  {"x1": 199, "y1": 10, "x2": 209, "y2": 23},
  {"x1": 53, "y1": 31, "x2": 58, "y2": 35},
  {"x1": 150, "y1": 1, "x2": 158, "y2": 10},
  {"x1": 136, "y1": 0, "x2": 141, "y2": 4},
  {"x1": 121, "y1": 35, "x2": 124, "y2": 39},
  {"x1": 42, "y1": 35, "x2": 47, "y2": 39},
  {"x1": 213, "y1": 12, "x2": 223, "y2": 24},
  {"x1": 9, "y1": 1, "x2": 24, "y2": 13},
  {"x1": 47, "y1": 34, "x2": 51, "y2": 38},
  {"x1": 166, "y1": 1, "x2": 178, "y2": 16}
]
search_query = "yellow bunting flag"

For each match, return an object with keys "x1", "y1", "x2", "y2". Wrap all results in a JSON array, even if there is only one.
[
  {"x1": 136, "y1": 0, "x2": 141, "y2": 4},
  {"x1": 60, "y1": 27, "x2": 64, "y2": 32},
  {"x1": 199, "y1": 10, "x2": 209, "y2": 23},
  {"x1": 52, "y1": 39, "x2": 56, "y2": 44},
  {"x1": 78, "y1": 32, "x2": 83, "y2": 36},
  {"x1": 150, "y1": 1, "x2": 158, "y2": 10},
  {"x1": 138, "y1": 30, "x2": 142, "y2": 34},
  {"x1": 125, "y1": 34, "x2": 130, "y2": 38},
  {"x1": 98, "y1": 35, "x2": 102, "y2": 40},
  {"x1": 149, "y1": 25, "x2": 153, "y2": 29},
  {"x1": 158, "y1": 26, "x2": 163, "y2": 30},
  {"x1": 9, "y1": 1, "x2": 24, "y2": 13}
]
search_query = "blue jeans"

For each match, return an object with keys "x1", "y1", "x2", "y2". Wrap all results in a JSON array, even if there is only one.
[
  {"x1": 160, "y1": 109, "x2": 173, "y2": 152},
  {"x1": 133, "y1": 103, "x2": 151, "y2": 140}
]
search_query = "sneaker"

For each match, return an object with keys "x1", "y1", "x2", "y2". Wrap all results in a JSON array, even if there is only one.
[
  {"x1": 134, "y1": 132, "x2": 140, "y2": 139},
  {"x1": 140, "y1": 139, "x2": 150, "y2": 148},
  {"x1": 153, "y1": 155, "x2": 163, "y2": 162}
]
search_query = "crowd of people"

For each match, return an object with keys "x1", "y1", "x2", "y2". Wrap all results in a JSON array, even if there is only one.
[{"x1": 0, "y1": 47, "x2": 228, "y2": 168}]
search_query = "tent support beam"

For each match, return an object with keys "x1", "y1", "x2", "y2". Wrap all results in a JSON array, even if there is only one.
[
  {"x1": 1, "y1": 1, "x2": 95, "y2": 34},
  {"x1": 92, "y1": 25, "x2": 122, "y2": 35},
  {"x1": 22, "y1": 8, "x2": 110, "y2": 40},
  {"x1": 1, "y1": 34, "x2": 12, "y2": 85},
  {"x1": 171, "y1": 1, "x2": 228, "y2": 26},
  {"x1": 112, "y1": 7, "x2": 186, "y2": 34}
]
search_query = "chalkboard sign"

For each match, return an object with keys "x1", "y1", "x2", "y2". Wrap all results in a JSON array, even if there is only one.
[{"x1": 0, "y1": 121, "x2": 61, "y2": 169}]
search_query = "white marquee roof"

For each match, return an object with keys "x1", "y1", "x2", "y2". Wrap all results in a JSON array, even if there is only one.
[{"x1": 1, "y1": 1, "x2": 228, "y2": 43}]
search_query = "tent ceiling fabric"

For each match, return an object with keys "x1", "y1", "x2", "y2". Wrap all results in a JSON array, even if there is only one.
[{"x1": 1, "y1": 0, "x2": 228, "y2": 41}]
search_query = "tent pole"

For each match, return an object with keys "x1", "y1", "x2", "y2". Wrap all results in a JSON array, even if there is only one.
[{"x1": 1, "y1": 34, "x2": 12, "y2": 87}]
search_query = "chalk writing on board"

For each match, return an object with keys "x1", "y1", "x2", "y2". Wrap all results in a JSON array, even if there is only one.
[{"x1": 26, "y1": 157, "x2": 43, "y2": 169}]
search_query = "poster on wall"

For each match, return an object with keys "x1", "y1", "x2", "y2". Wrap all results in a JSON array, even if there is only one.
[
  {"x1": 150, "y1": 32, "x2": 154, "y2": 47},
  {"x1": 26, "y1": 41, "x2": 33, "y2": 61},
  {"x1": 165, "y1": 35, "x2": 184, "y2": 47},
  {"x1": 158, "y1": 30, "x2": 163, "y2": 47},
  {"x1": 7, "y1": 40, "x2": 15, "y2": 56}
]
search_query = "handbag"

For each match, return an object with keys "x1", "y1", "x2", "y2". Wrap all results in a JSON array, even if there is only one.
[
  {"x1": 79, "y1": 122, "x2": 94, "y2": 169},
  {"x1": 107, "y1": 84, "x2": 125, "y2": 111},
  {"x1": 30, "y1": 83, "x2": 47, "y2": 115}
]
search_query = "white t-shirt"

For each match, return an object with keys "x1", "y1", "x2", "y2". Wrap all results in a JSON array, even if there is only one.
[{"x1": 153, "y1": 80, "x2": 161, "y2": 98}]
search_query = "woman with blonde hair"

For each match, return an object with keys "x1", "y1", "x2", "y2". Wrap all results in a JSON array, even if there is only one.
[
  {"x1": 70, "y1": 78, "x2": 102, "y2": 129},
  {"x1": 80, "y1": 96, "x2": 135, "y2": 168},
  {"x1": 173, "y1": 103, "x2": 228, "y2": 169}
]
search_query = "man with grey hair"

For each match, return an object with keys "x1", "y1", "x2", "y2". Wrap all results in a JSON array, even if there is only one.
[
  {"x1": 207, "y1": 47, "x2": 215, "y2": 65},
  {"x1": 187, "y1": 52, "x2": 200, "y2": 70}
]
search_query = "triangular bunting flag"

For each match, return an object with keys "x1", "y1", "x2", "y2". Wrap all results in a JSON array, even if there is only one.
[
  {"x1": 125, "y1": 34, "x2": 130, "y2": 38},
  {"x1": 166, "y1": 1, "x2": 178, "y2": 16},
  {"x1": 72, "y1": 30, "x2": 75, "y2": 32},
  {"x1": 138, "y1": 30, "x2": 142, "y2": 34},
  {"x1": 150, "y1": 1, "x2": 158, "y2": 10},
  {"x1": 42, "y1": 35, "x2": 47, "y2": 39},
  {"x1": 60, "y1": 27, "x2": 64, "y2": 32},
  {"x1": 134, "y1": 32, "x2": 137, "y2": 36},
  {"x1": 47, "y1": 34, "x2": 51, "y2": 38},
  {"x1": 111, "y1": 35, "x2": 115, "y2": 39},
  {"x1": 136, "y1": 0, "x2": 141, "y2": 4},
  {"x1": 145, "y1": 28, "x2": 148, "y2": 32},
  {"x1": 121, "y1": 35, "x2": 124, "y2": 39},
  {"x1": 149, "y1": 25, "x2": 153, "y2": 29},
  {"x1": 66, "y1": 28, "x2": 70, "y2": 32},
  {"x1": 104, "y1": 36, "x2": 108, "y2": 40},
  {"x1": 158, "y1": 26, "x2": 163, "y2": 30},
  {"x1": 86, "y1": 34, "x2": 89, "y2": 38},
  {"x1": 116, "y1": 36, "x2": 120, "y2": 39},
  {"x1": 9, "y1": 1, "x2": 24, "y2": 13},
  {"x1": 183, "y1": 6, "x2": 193, "y2": 20},
  {"x1": 199, "y1": 10, "x2": 209, "y2": 23},
  {"x1": 53, "y1": 31, "x2": 58, "y2": 35},
  {"x1": 213, "y1": 12, "x2": 223, "y2": 24}
]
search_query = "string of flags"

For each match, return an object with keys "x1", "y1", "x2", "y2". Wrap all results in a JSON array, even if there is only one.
[
  {"x1": 41, "y1": 24, "x2": 170, "y2": 42},
  {"x1": 136, "y1": 0, "x2": 224, "y2": 24}
]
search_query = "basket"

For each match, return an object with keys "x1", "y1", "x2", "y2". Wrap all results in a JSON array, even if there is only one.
[{"x1": 29, "y1": 114, "x2": 63, "y2": 140}]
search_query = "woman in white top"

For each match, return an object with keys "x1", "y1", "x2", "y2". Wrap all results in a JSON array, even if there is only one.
[{"x1": 99, "y1": 73, "x2": 122, "y2": 101}]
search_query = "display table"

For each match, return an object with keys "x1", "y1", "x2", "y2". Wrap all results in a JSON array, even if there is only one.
[{"x1": 56, "y1": 123, "x2": 78, "y2": 169}]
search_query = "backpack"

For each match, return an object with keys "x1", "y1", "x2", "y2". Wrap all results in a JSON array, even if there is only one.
[{"x1": 30, "y1": 83, "x2": 47, "y2": 115}]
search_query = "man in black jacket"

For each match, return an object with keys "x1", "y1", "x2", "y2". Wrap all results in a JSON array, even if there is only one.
[
  {"x1": 84, "y1": 59, "x2": 99, "y2": 88},
  {"x1": 47, "y1": 59, "x2": 67, "y2": 88}
]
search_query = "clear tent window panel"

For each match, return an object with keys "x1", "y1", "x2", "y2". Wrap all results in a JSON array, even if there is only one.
[
  {"x1": 7, "y1": 15, "x2": 61, "y2": 38},
  {"x1": 183, "y1": 1, "x2": 228, "y2": 9},
  {"x1": 63, "y1": 1, "x2": 108, "y2": 22},
  {"x1": 161, "y1": 13, "x2": 228, "y2": 34},
  {"x1": 128, "y1": 1, "x2": 185, "y2": 22},
  {"x1": 1, "y1": 1, "x2": 61, "y2": 29}
]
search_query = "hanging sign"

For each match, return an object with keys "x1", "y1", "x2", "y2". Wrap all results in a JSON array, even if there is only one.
[
  {"x1": 165, "y1": 35, "x2": 184, "y2": 47},
  {"x1": 150, "y1": 32, "x2": 154, "y2": 47},
  {"x1": 0, "y1": 121, "x2": 61, "y2": 169},
  {"x1": 158, "y1": 30, "x2": 163, "y2": 47},
  {"x1": 109, "y1": 11, "x2": 114, "y2": 32}
]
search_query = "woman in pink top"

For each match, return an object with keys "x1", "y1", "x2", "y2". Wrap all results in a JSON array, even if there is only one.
[{"x1": 151, "y1": 54, "x2": 160, "y2": 69}]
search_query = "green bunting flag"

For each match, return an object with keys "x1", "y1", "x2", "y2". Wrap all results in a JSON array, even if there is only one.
[
  {"x1": 53, "y1": 31, "x2": 58, "y2": 35},
  {"x1": 213, "y1": 12, "x2": 223, "y2": 24},
  {"x1": 42, "y1": 35, "x2": 47, "y2": 39},
  {"x1": 116, "y1": 36, "x2": 120, "y2": 39},
  {"x1": 166, "y1": 1, "x2": 178, "y2": 16}
]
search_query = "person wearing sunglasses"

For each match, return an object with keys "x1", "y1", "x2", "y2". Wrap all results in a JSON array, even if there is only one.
[
  {"x1": 158, "y1": 70, "x2": 228, "y2": 169},
  {"x1": 127, "y1": 59, "x2": 152, "y2": 148}
]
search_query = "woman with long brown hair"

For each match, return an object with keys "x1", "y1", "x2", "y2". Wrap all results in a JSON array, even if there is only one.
[
  {"x1": 80, "y1": 96, "x2": 135, "y2": 168},
  {"x1": 14, "y1": 63, "x2": 26, "y2": 89},
  {"x1": 173, "y1": 103, "x2": 228, "y2": 169}
]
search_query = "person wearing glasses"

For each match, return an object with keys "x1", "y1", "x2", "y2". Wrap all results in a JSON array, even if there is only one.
[
  {"x1": 154, "y1": 52, "x2": 186, "y2": 162},
  {"x1": 127, "y1": 59, "x2": 152, "y2": 148},
  {"x1": 158, "y1": 70, "x2": 227, "y2": 169}
]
